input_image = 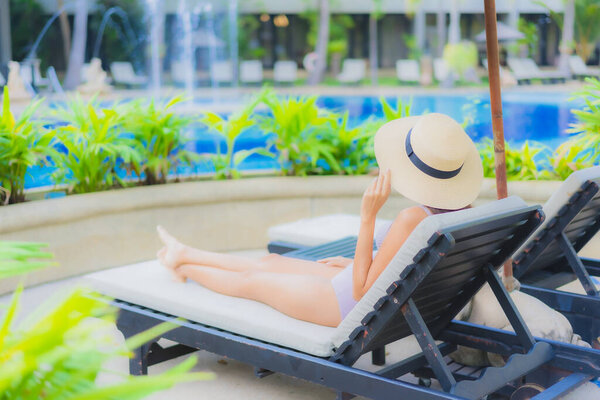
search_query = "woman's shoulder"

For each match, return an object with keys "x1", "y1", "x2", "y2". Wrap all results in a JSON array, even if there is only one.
[{"x1": 393, "y1": 205, "x2": 430, "y2": 223}]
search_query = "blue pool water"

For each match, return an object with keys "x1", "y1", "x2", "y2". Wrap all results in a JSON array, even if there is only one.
[{"x1": 25, "y1": 92, "x2": 582, "y2": 190}]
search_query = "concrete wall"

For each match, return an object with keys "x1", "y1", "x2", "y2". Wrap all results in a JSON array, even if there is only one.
[{"x1": 0, "y1": 176, "x2": 594, "y2": 294}]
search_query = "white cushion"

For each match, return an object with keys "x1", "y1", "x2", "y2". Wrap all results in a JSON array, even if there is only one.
[
  {"x1": 84, "y1": 260, "x2": 339, "y2": 357},
  {"x1": 516, "y1": 166, "x2": 600, "y2": 259},
  {"x1": 85, "y1": 196, "x2": 528, "y2": 357},
  {"x1": 267, "y1": 214, "x2": 391, "y2": 247}
]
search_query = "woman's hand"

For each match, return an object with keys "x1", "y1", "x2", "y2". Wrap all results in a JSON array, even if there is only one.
[
  {"x1": 360, "y1": 169, "x2": 391, "y2": 221},
  {"x1": 317, "y1": 256, "x2": 353, "y2": 268}
]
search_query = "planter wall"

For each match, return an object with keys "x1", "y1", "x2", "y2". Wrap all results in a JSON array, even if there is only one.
[{"x1": 1, "y1": 176, "x2": 597, "y2": 294}]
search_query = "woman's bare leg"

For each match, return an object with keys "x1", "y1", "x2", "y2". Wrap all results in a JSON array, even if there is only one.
[
  {"x1": 178, "y1": 264, "x2": 342, "y2": 327},
  {"x1": 157, "y1": 226, "x2": 342, "y2": 279}
]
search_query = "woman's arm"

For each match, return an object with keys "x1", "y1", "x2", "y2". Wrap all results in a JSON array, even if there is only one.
[{"x1": 352, "y1": 170, "x2": 391, "y2": 300}]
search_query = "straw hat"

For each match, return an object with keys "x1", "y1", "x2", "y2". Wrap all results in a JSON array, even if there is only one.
[{"x1": 374, "y1": 113, "x2": 483, "y2": 210}]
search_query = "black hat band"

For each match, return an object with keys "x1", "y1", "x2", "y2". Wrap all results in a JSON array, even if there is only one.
[{"x1": 405, "y1": 128, "x2": 463, "y2": 180}]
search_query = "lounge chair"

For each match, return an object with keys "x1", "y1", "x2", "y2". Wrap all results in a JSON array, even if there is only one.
[
  {"x1": 482, "y1": 59, "x2": 517, "y2": 87},
  {"x1": 568, "y1": 55, "x2": 600, "y2": 80},
  {"x1": 507, "y1": 58, "x2": 568, "y2": 84},
  {"x1": 86, "y1": 197, "x2": 600, "y2": 399},
  {"x1": 19, "y1": 60, "x2": 50, "y2": 89},
  {"x1": 433, "y1": 58, "x2": 450, "y2": 83},
  {"x1": 239, "y1": 60, "x2": 263, "y2": 85},
  {"x1": 337, "y1": 59, "x2": 366, "y2": 84},
  {"x1": 509, "y1": 167, "x2": 600, "y2": 336},
  {"x1": 396, "y1": 59, "x2": 420, "y2": 84},
  {"x1": 211, "y1": 60, "x2": 234, "y2": 85},
  {"x1": 273, "y1": 60, "x2": 297, "y2": 85},
  {"x1": 110, "y1": 62, "x2": 147, "y2": 87}
]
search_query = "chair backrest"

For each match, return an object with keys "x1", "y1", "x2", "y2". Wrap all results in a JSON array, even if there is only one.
[
  {"x1": 518, "y1": 58, "x2": 541, "y2": 73},
  {"x1": 110, "y1": 62, "x2": 136, "y2": 82},
  {"x1": 340, "y1": 59, "x2": 366, "y2": 80},
  {"x1": 240, "y1": 60, "x2": 263, "y2": 83},
  {"x1": 396, "y1": 59, "x2": 420, "y2": 81},
  {"x1": 433, "y1": 58, "x2": 448, "y2": 81},
  {"x1": 514, "y1": 166, "x2": 600, "y2": 278},
  {"x1": 273, "y1": 61, "x2": 298, "y2": 83},
  {"x1": 569, "y1": 55, "x2": 589, "y2": 75},
  {"x1": 211, "y1": 60, "x2": 233, "y2": 82},
  {"x1": 331, "y1": 197, "x2": 543, "y2": 364},
  {"x1": 19, "y1": 63, "x2": 33, "y2": 85}
]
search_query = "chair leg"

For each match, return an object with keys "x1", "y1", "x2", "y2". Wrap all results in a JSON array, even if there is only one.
[
  {"x1": 371, "y1": 347, "x2": 386, "y2": 366},
  {"x1": 130, "y1": 343, "x2": 151, "y2": 375}
]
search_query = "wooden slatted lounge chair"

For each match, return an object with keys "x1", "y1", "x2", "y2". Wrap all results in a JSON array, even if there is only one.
[
  {"x1": 396, "y1": 59, "x2": 420, "y2": 84},
  {"x1": 86, "y1": 197, "x2": 600, "y2": 399},
  {"x1": 569, "y1": 55, "x2": 600, "y2": 80},
  {"x1": 273, "y1": 61, "x2": 298, "y2": 85}
]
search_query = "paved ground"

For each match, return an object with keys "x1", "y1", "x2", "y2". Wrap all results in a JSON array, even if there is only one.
[{"x1": 1, "y1": 249, "x2": 427, "y2": 400}]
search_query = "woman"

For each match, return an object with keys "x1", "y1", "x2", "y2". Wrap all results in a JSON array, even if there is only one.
[{"x1": 157, "y1": 113, "x2": 483, "y2": 327}]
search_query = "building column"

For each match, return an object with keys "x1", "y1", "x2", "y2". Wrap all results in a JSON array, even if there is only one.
[
  {"x1": 436, "y1": 1, "x2": 446, "y2": 57},
  {"x1": 413, "y1": 6, "x2": 426, "y2": 51},
  {"x1": 0, "y1": 0, "x2": 12, "y2": 64},
  {"x1": 448, "y1": 0, "x2": 460, "y2": 44},
  {"x1": 228, "y1": 0, "x2": 239, "y2": 86}
]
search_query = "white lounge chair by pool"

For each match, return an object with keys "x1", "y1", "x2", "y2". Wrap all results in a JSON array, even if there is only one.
[
  {"x1": 20, "y1": 60, "x2": 50, "y2": 88},
  {"x1": 240, "y1": 60, "x2": 263, "y2": 84},
  {"x1": 569, "y1": 55, "x2": 600, "y2": 79},
  {"x1": 395, "y1": 59, "x2": 420, "y2": 83},
  {"x1": 337, "y1": 59, "x2": 365, "y2": 84},
  {"x1": 110, "y1": 62, "x2": 147, "y2": 87},
  {"x1": 273, "y1": 61, "x2": 298, "y2": 84},
  {"x1": 507, "y1": 58, "x2": 568, "y2": 84},
  {"x1": 211, "y1": 61, "x2": 234, "y2": 85},
  {"x1": 433, "y1": 58, "x2": 450, "y2": 83}
]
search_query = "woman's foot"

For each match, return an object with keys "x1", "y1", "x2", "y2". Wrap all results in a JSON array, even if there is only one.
[{"x1": 157, "y1": 226, "x2": 187, "y2": 282}]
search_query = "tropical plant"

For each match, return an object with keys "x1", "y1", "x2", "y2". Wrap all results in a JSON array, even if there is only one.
[
  {"x1": 477, "y1": 138, "x2": 550, "y2": 181},
  {"x1": 541, "y1": 0, "x2": 600, "y2": 62},
  {"x1": 550, "y1": 137, "x2": 596, "y2": 180},
  {"x1": 201, "y1": 94, "x2": 272, "y2": 179},
  {"x1": 328, "y1": 112, "x2": 374, "y2": 175},
  {"x1": 443, "y1": 41, "x2": 478, "y2": 81},
  {"x1": 380, "y1": 97, "x2": 412, "y2": 122},
  {"x1": 403, "y1": 34, "x2": 422, "y2": 61},
  {"x1": 121, "y1": 96, "x2": 196, "y2": 185},
  {"x1": 238, "y1": 15, "x2": 266, "y2": 60},
  {"x1": 261, "y1": 93, "x2": 338, "y2": 176},
  {"x1": 51, "y1": 96, "x2": 142, "y2": 194},
  {"x1": 567, "y1": 77, "x2": 600, "y2": 164},
  {"x1": 509, "y1": 17, "x2": 538, "y2": 57},
  {"x1": 0, "y1": 87, "x2": 57, "y2": 205},
  {"x1": 0, "y1": 241, "x2": 211, "y2": 399}
]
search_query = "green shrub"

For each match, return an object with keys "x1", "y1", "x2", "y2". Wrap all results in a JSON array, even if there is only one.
[
  {"x1": 201, "y1": 93, "x2": 272, "y2": 179},
  {"x1": 260, "y1": 92, "x2": 338, "y2": 176},
  {"x1": 443, "y1": 42, "x2": 478, "y2": 81},
  {"x1": 0, "y1": 241, "x2": 211, "y2": 398},
  {"x1": 477, "y1": 138, "x2": 551, "y2": 181},
  {"x1": 567, "y1": 77, "x2": 600, "y2": 163},
  {"x1": 0, "y1": 87, "x2": 57, "y2": 204},
  {"x1": 121, "y1": 96, "x2": 196, "y2": 185},
  {"x1": 51, "y1": 96, "x2": 142, "y2": 194},
  {"x1": 328, "y1": 111, "x2": 374, "y2": 175},
  {"x1": 550, "y1": 137, "x2": 596, "y2": 180}
]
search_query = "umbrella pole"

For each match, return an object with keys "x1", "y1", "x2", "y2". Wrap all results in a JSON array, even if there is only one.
[{"x1": 483, "y1": 0, "x2": 513, "y2": 287}]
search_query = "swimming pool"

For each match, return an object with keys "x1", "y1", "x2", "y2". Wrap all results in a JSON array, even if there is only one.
[{"x1": 25, "y1": 91, "x2": 583, "y2": 190}]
